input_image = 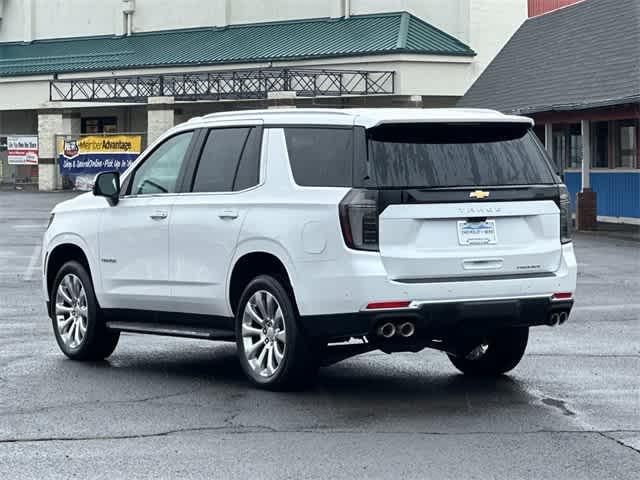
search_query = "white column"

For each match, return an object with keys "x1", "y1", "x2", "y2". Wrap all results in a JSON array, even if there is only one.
[
  {"x1": 581, "y1": 120, "x2": 591, "y2": 190},
  {"x1": 37, "y1": 111, "x2": 80, "y2": 191},
  {"x1": 544, "y1": 123, "x2": 553, "y2": 155},
  {"x1": 147, "y1": 97, "x2": 175, "y2": 144}
]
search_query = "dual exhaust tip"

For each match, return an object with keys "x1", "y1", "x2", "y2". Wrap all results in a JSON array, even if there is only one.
[
  {"x1": 548, "y1": 311, "x2": 569, "y2": 326},
  {"x1": 377, "y1": 321, "x2": 415, "y2": 339},
  {"x1": 379, "y1": 312, "x2": 568, "y2": 335}
]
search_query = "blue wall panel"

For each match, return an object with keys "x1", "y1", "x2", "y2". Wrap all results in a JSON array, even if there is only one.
[{"x1": 564, "y1": 171, "x2": 640, "y2": 218}]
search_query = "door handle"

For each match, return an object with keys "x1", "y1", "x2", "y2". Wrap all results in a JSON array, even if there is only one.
[
  {"x1": 463, "y1": 258, "x2": 503, "y2": 270},
  {"x1": 218, "y1": 209, "x2": 239, "y2": 220},
  {"x1": 150, "y1": 210, "x2": 168, "y2": 220}
]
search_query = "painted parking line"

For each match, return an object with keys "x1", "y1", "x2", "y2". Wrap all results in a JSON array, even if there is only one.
[
  {"x1": 12, "y1": 224, "x2": 47, "y2": 230},
  {"x1": 23, "y1": 245, "x2": 42, "y2": 281}
]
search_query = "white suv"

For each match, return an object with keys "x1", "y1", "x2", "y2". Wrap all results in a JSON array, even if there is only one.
[{"x1": 43, "y1": 108, "x2": 577, "y2": 389}]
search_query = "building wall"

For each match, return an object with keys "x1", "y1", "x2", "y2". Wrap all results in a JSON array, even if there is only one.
[
  {"x1": 0, "y1": 54, "x2": 474, "y2": 112},
  {"x1": 565, "y1": 171, "x2": 640, "y2": 221},
  {"x1": 0, "y1": 0, "x2": 482, "y2": 42},
  {"x1": 528, "y1": 0, "x2": 583, "y2": 17},
  {"x1": 0, "y1": 0, "x2": 526, "y2": 87},
  {"x1": 537, "y1": 104, "x2": 640, "y2": 222},
  {"x1": 0, "y1": 78, "x2": 50, "y2": 110},
  {"x1": 0, "y1": 110, "x2": 37, "y2": 134},
  {"x1": 468, "y1": 0, "x2": 528, "y2": 79}
]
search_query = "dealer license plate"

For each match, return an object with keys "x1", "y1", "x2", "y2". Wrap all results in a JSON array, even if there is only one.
[{"x1": 457, "y1": 220, "x2": 497, "y2": 245}]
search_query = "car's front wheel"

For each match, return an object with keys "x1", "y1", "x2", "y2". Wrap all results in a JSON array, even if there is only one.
[
  {"x1": 447, "y1": 327, "x2": 529, "y2": 376},
  {"x1": 235, "y1": 275, "x2": 318, "y2": 390},
  {"x1": 51, "y1": 260, "x2": 119, "y2": 360}
]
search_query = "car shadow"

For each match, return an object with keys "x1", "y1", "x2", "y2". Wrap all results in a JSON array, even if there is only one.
[{"x1": 73, "y1": 341, "x2": 535, "y2": 409}]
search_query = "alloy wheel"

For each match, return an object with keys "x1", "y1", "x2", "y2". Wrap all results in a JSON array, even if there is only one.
[
  {"x1": 55, "y1": 273, "x2": 88, "y2": 349},
  {"x1": 241, "y1": 290, "x2": 287, "y2": 377}
]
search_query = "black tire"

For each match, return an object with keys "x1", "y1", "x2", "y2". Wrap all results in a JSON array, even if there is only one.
[
  {"x1": 235, "y1": 274, "x2": 318, "y2": 390},
  {"x1": 447, "y1": 327, "x2": 529, "y2": 376},
  {"x1": 50, "y1": 260, "x2": 120, "y2": 361}
]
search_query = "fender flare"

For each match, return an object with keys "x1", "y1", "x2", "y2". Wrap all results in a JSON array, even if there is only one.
[
  {"x1": 226, "y1": 238, "x2": 300, "y2": 314},
  {"x1": 45, "y1": 233, "x2": 102, "y2": 303}
]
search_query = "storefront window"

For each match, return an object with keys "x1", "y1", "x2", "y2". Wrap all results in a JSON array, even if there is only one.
[
  {"x1": 550, "y1": 123, "x2": 582, "y2": 171},
  {"x1": 568, "y1": 123, "x2": 582, "y2": 169},
  {"x1": 590, "y1": 121, "x2": 609, "y2": 168},
  {"x1": 81, "y1": 117, "x2": 118, "y2": 134},
  {"x1": 615, "y1": 120, "x2": 638, "y2": 168},
  {"x1": 552, "y1": 126, "x2": 566, "y2": 171}
]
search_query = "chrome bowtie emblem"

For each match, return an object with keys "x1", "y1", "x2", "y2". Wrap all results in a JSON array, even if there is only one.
[{"x1": 469, "y1": 190, "x2": 490, "y2": 199}]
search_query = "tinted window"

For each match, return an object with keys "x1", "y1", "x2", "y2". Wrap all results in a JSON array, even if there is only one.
[
  {"x1": 192, "y1": 127, "x2": 260, "y2": 193},
  {"x1": 284, "y1": 128, "x2": 353, "y2": 187},
  {"x1": 367, "y1": 123, "x2": 556, "y2": 188},
  {"x1": 233, "y1": 128, "x2": 262, "y2": 191},
  {"x1": 130, "y1": 131, "x2": 193, "y2": 195}
]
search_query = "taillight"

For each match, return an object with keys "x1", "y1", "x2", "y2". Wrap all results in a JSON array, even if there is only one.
[
  {"x1": 558, "y1": 185, "x2": 572, "y2": 244},
  {"x1": 339, "y1": 189, "x2": 379, "y2": 251}
]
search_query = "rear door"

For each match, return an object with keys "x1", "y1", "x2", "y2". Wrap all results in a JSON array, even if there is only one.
[{"x1": 368, "y1": 122, "x2": 562, "y2": 282}]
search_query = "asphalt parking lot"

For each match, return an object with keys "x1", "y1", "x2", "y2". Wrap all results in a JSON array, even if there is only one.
[{"x1": 0, "y1": 190, "x2": 638, "y2": 479}]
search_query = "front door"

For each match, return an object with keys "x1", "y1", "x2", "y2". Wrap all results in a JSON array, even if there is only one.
[
  {"x1": 170, "y1": 125, "x2": 263, "y2": 317},
  {"x1": 99, "y1": 130, "x2": 196, "y2": 311}
]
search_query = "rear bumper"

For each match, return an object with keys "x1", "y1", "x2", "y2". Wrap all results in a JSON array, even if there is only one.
[
  {"x1": 294, "y1": 242, "x2": 577, "y2": 316},
  {"x1": 300, "y1": 296, "x2": 574, "y2": 340}
]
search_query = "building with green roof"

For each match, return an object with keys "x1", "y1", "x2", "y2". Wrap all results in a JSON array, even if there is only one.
[{"x1": 0, "y1": 0, "x2": 528, "y2": 190}]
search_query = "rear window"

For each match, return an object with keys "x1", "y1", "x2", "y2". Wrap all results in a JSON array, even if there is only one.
[
  {"x1": 284, "y1": 128, "x2": 353, "y2": 187},
  {"x1": 367, "y1": 123, "x2": 556, "y2": 188}
]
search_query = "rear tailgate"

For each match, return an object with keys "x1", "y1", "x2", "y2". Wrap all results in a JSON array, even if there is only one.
[
  {"x1": 379, "y1": 200, "x2": 561, "y2": 281},
  {"x1": 365, "y1": 121, "x2": 563, "y2": 282}
]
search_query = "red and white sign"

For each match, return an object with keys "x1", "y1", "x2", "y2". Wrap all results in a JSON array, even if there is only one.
[{"x1": 8, "y1": 136, "x2": 39, "y2": 165}]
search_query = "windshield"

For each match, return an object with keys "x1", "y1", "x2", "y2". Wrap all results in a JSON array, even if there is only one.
[{"x1": 367, "y1": 123, "x2": 556, "y2": 188}]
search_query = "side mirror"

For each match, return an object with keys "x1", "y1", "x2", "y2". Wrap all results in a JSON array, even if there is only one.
[{"x1": 93, "y1": 171, "x2": 121, "y2": 206}]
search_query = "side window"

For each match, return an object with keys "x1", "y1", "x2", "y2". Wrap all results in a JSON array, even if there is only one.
[
  {"x1": 192, "y1": 127, "x2": 261, "y2": 193},
  {"x1": 233, "y1": 128, "x2": 262, "y2": 191},
  {"x1": 284, "y1": 128, "x2": 353, "y2": 187},
  {"x1": 130, "y1": 131, "x2": 194, "y2": 195}
]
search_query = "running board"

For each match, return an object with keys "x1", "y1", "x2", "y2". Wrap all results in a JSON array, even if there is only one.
[{"x1": 106, "y1": 321, "x2": 235, "y2": 341}]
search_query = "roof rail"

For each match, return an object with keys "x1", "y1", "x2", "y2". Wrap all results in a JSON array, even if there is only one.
[{"x1": 200, "y1": 108, "x2": 354, "y2": 120}]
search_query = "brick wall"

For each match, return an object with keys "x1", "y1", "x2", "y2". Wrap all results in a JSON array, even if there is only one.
[{"x1": 528, "y1": 0, "x2": 583, "y2": 17}]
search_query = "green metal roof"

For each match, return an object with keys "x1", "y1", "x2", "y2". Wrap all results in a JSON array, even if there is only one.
[{"x1": 0, "y1": 12, "x2": 475, "y2": 78}]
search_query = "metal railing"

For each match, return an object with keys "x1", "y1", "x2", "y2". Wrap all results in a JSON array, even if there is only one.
[{"x1": 50, "y1": 67, "x2": 395, "y2": 102}]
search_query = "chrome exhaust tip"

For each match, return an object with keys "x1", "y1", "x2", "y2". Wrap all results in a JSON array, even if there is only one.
[
  {"x1": 398, "y1": 322, "x2": 416, "y2": 338},
  {"x1": 548, "y1": 313, "x2": 560, "y2": 326},
  {"x1": 558, "y1": 311, "x2": 568, "y2": 324},
  {"x1": 377, "y1": 322, "x2": 396, "y2": 338}
]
